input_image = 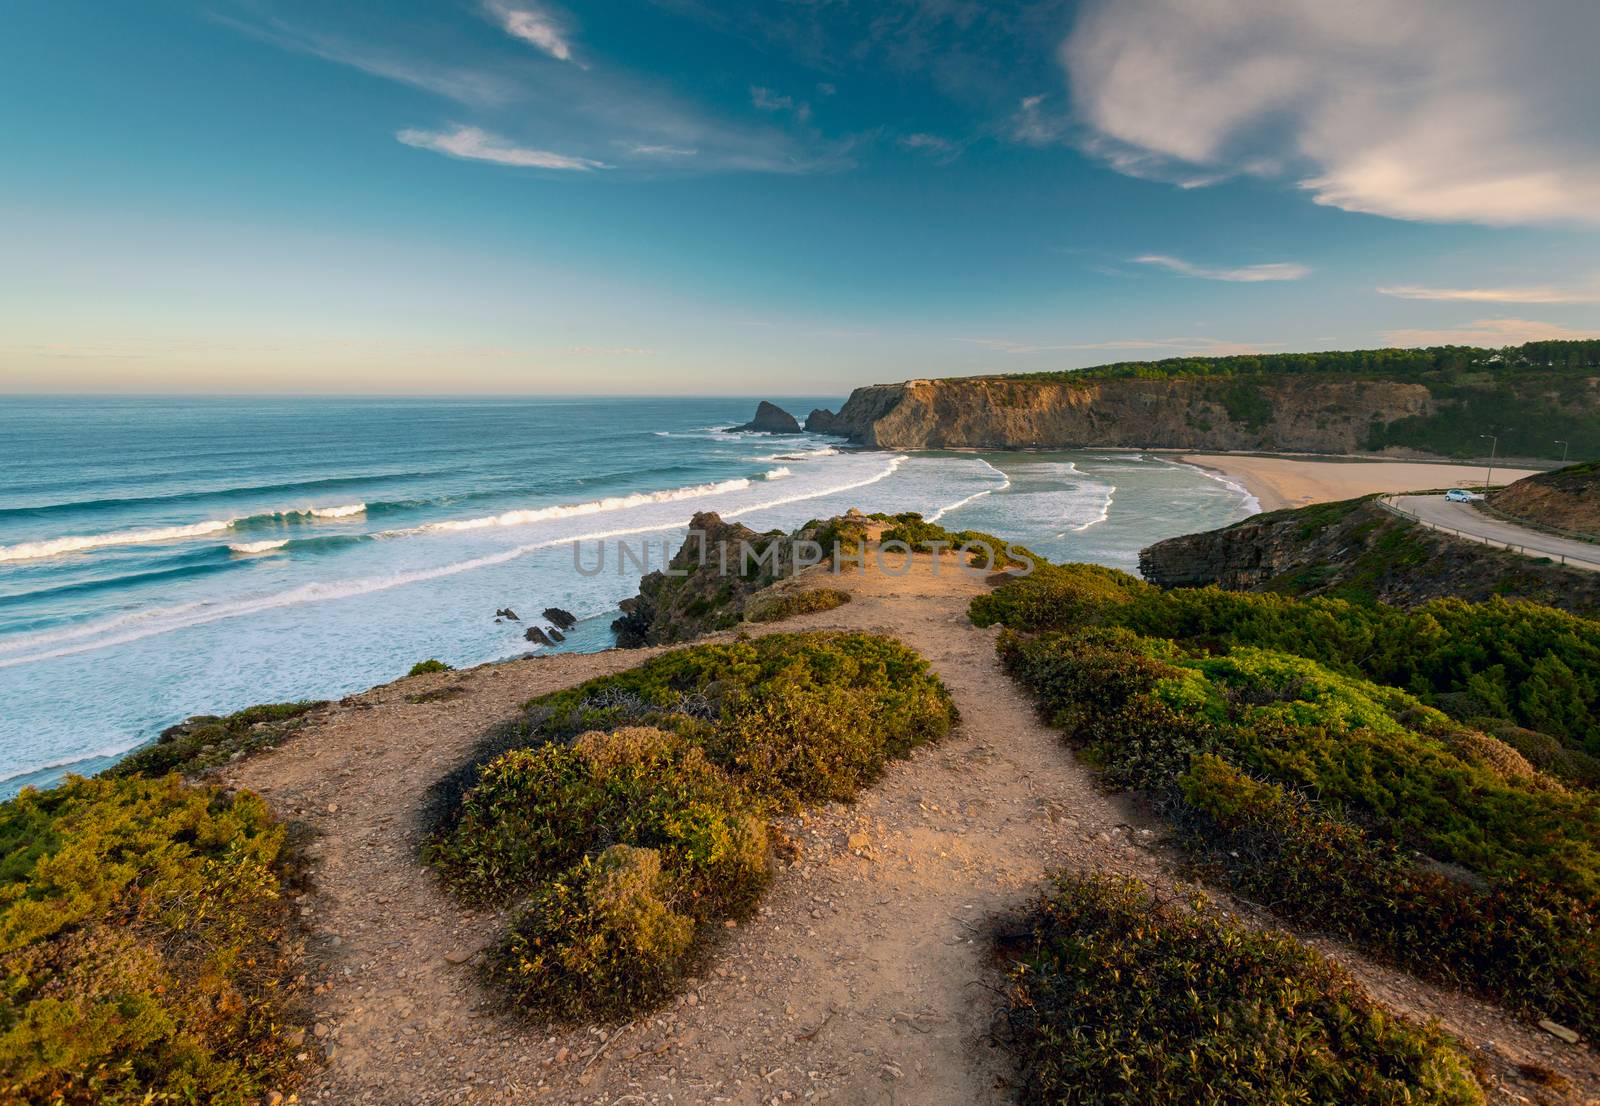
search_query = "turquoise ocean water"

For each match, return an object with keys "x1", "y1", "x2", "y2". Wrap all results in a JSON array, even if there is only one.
[{"x1": 0, "y1": 396, "x2": 1257, "y2": 793}]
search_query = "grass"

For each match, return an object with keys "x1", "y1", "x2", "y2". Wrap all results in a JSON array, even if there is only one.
[
  {"x1": 743, "y1": 586, "x2": 851, "y2": 623},
  {"x1": 427, "y1": 631, "x2": 956, "y2": 1020},
  {"x1": 0, "y1": 775, "x2": 304, "y2": 1106},
  {"x1": 1001, "y1": 873, "x2": 1484, "y2": 1106}
]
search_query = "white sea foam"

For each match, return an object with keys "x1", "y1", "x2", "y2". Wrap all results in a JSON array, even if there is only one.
[
  {"x1": 762, "y1": 467, "x2": 793, "y2": 480},
  {"x1": 1066, "y1": 484, "x2": 1116, "y2": 532},
  {"x1": 0, "y1": 502, "x2": 368, "y2": 563},
  {"x1": 229, "y1": 539, "x2": 290, "y2": 554},
  {"x1": 0, "y1": 457, "x2": 904, "y2": 670},
  {"x1": 0, "y1": 520, "x2": 235, "y2": 563},
  {"x1": 762, "y1": 447, "x2": 838, "y2": 461},
  {"x1": 927, "y1": 458, "x2": 1012, "y2": 522},
  {"x1": 1158, "y1": 458, "x2": 1262, "y2": 515},
  {"x1": 410, "y1": 478, "x2": 752, "y2": 535}
]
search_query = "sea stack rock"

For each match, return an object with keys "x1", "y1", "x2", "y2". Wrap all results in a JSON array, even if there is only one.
[
  {"x1": 805, "y1": 408, "x2": 845, "y2": 434},
  {"x1": 730, "y1": 401, "x2": 801, "y2": 434},
  {"x1": 543, "y1": 607, "x2": 577, "y2": 630},
  {"x1": 524, "y1": 626, "x2": 555, "y2": 646}
]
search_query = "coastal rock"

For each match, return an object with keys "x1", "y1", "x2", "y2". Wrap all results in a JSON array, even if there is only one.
[
  {"x1": 495, "y1": 607, "x2": 520, "y2": 621},
  {"x1": 546, "y1": 627, "x2": 565, "y2": 643},
  {"x1": 1139, "y1": 497, "x2": 1600, "y2": 617},
  {"x1": 805, "y1": 408, "x2": 848, "y2": 435},
  {"x1": 543, "y1": 607, "x2": 577, "y2": 629},
  {"x1": 729, "y1": 401, "x2": 802, "y2": 434},
  {"x1": 524, "y1": 626, "x2": 555, "y2": 646}
]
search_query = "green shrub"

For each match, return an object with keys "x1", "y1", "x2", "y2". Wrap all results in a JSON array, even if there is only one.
[
  {"x1": 496, "y1": 846, "x2": 696, "y2": 1023},
  {"x1": 407, "y1": 659, "x2": 452, "y2": 676},
  {"x1": 1474, "y1": 718, "x2": 1600, "y2": 788},
  {"x1": 430, "y1": 726, "x2": 768, "y2": 910},
  {"x1": 1002, "y1": 873, "x2": 1484, "y2": 1106},
  {"x1": 1001, "y1": 630, "x2": 1600, "y2": 898},
  {"x1": 430, "y1": 632, "x2": 955, "y2": 1020},
  {"x1": 106, "y1": 701, "x2": 324, "y2": 779},
  {"x1": 1178, "y1": 757, "x2": 1600, "y2": 1038},
  {"x1": 975, "y1": 564, "x2": 1600, "y2": 756},
  {"x1": 743, "y1": 587, "x2": 851, "y2": 623},
  {"x1": 0, "y1": 775, "x2": 303, "y2": 1105},
  {"x1": 878, "y1": 512, "x2": 1038, "y2": 569}
]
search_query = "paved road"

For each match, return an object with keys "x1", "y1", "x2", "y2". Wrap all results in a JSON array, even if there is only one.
[{"x1": 1386, "y1": 494, "x2": 1600, "y2": 572}]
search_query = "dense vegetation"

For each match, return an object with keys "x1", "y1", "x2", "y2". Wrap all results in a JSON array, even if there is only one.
[
  {"x1": 978, "y1": 563, "x2": 1600, "y2": 1034},
  {"x1": 875, "y1": 511, "x2": 1038, "y2": 570},
  {"x1": 407, "y1": 658, "x2": 452, "y2": 676},
  {"x1": 0, "y1": 775, "x2": 303, "y2": 1105},
  {"x1": 974, "y1": 564, "x2": 1600, "y2": 757},
  {"x1": 428, "y1": 632, "x2": 956, "y2": 1020},
  {"x1": 105, "y1": 700, "x2": 324, "y2": 779},
  {"x1": 1002, "y1": 874, "x2": 1483, "y2": 1106},
  {"x1": 1014, "y1": 340, "x2": 1600, "y2": 383}
]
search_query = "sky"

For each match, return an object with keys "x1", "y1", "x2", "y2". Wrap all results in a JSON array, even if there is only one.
[{"x1": 2, "y1": 0, "x2": 1598, "y2": 395}]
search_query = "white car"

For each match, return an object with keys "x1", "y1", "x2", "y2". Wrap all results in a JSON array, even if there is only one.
[{"x1": 1445, "y1": 488, "x2": 1484, "y2": 503}]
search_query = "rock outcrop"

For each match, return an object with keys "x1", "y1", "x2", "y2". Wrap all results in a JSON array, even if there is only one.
[
  {"x1": 729, "y1": 401, "x2": 802, "y2": 434},
  {"x1": 543, "y1": 607, "x2": 577, "y2": 630},
  {"x1": 1139, "y1": 496, "x2": 1600, "y2": 616},
  {"x1": 1486, "y1": 461, "x2": 1600, "y2": 537}
]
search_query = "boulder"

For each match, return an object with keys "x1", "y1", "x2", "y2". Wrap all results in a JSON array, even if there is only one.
[
  {"x1": 543, "y1": 607, "x2": 577, "y2": 630},
  {"x1": 496, "y1": 607, "x2": 520, "y2": 621},
  {"x1": 547, "y1": 627, "x2": 565, "y2": 643},
  {"x1": 524, "y1": 626, "x2": 554, "y2": 646},
  {"x1": 729, "y1": 401, "x2": 801, "y2": 434}
]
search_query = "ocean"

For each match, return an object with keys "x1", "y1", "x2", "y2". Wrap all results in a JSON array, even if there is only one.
[{"x1": 0, "y1": 396, "x2": 1257, "y2": 794}]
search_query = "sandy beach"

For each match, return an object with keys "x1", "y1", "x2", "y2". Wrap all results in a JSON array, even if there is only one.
[{"x1": 1179, "y1": 453, "x2": 1543, "y2": 512}]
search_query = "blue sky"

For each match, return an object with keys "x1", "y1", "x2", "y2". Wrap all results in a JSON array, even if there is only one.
[{"x1": 3, "y1": 0, "x2": 1597, "y2": 394}]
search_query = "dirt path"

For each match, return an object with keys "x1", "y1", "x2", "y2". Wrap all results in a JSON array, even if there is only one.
[{"x1": 225, "y1": 555, "x2": 1598, "y2": 1105}]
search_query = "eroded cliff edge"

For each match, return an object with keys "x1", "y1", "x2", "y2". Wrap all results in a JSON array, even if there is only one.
[{"x1": 804, "y1": 344, "x2": 1600, "y2": 458}]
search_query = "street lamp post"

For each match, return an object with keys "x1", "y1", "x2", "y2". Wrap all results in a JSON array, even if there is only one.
[
  {"x1": 1555, "y1": 439, "x2": 1570, "y2": 464},
  {"x1": 1480, "y1": 433, "x2": 1500, "y2": 490}
]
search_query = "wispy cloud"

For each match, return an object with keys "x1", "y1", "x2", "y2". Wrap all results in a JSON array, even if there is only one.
[
  {"x1": 1063, "y1": 0, "x2": 1600, "y2": 226},
  {"x1": 1384, "y1": 318, "x2": 1599, "y2": 348},
  {"x1": 396, "y1": 126, "x2": 606, "y2": 170},
  {"x1": 1378, "y1": 283, "x2": 1600, "y2": 305},
  {"x1": 1134, "y1": 254, "x2": 1310, "y2": 283},
  {"x1": 630, "y1": 143, "x2": 698, "y2": 157},
  {"x1": 898, "y1": 132, "x2": 961, "y2": 162},
  {"x1": 213, "y1": 13, "x2": 516, "y2": 105},
  {"x1": 751, "y1": 86, "x2": 812, "y2": 124},
  {"x1": 486, "y1": 1, "x2": 580, "y2": 64}
]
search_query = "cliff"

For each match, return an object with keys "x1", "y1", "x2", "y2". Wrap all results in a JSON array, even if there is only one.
[
  {"x1": 1139, "y1": 496, "x2": 1600, "y2": 616},
  {"x1": 805, "y1": 343, "x2": 1600, "y2": 459},
  {"x1": 1486, "y1": 461, "x2": 1600, "y2": 537}
]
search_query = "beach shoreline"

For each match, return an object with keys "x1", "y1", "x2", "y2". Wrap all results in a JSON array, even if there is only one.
[{"x1": 1173, "y1": 453, "x2": 1542, "y2": 513}]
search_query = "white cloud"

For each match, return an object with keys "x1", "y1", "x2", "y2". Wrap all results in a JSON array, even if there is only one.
[
  {"x1": 396, "y1": 126, "x2": 605, "y2": 170},
  {"x1": 1063, "y1": 0, "x2": 1600, "y2": 226},
  {"x1": 630, "y1": 143, "x2": 697, "y2": 157},
  {"x1": 751, "y1": 86, "x2": 812, "y2": 123},
  {"x1": 1378, "y1": 283, "x2": 1600, "y2": 305},
  {"x1": 1384, "y1": 318, "x2": 1599, "y2": 348},
  {"x1": 486, "y1": 1, "x2": 577, "y2": 63},
  {"x1": 1134, "y1": 255, "x2": 1310, "y2": 283},
  {"x1": 898, "y1": 132, "x2": 960, "y2": 162}
]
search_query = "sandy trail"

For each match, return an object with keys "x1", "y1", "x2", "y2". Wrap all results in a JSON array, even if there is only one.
[{"x1": 225, "y1": 553, "x2": 1596, "y2": 1105}]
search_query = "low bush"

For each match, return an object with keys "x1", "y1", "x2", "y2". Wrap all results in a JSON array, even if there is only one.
[
  {"x1": 430, "y1": 632, "x2": 955, "y2": 1020},
  {"x1": 969, "y1": 562, "x2": 1149, "y2": 631},
  {"x1": 1178, "y1": 757, "x2": 1600, "y2": 1038},
  {"x1": 743, "y1": 586, "x2": 851, "y2": 623},
  {"x1": 1002, "y1": 873, "x2": 1484, "y2": 1106},
  {"x1": 106, "y1": 700, "x2": 324, "y2": 779},
  {"x1": 407, "y1": 658, "x2": 452, "y2": 676},
  {"x1": 0, "y1": 775, "x2": 304, "y2": 1105},
  {"x1": 496, "y1": 845, "x2": 695, "y2": 1022}
]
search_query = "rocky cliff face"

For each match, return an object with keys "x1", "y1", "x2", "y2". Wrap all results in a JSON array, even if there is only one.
[
  {"x1": 1486, "y1": 462, "x2": 1600, "y2": 536},
  {"x1": 806, "y1": 376, "x2": 1437, "y2": 452},
  {"x1": 1140, "y1": 497, "x2": 1600, "y2": 616}
]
